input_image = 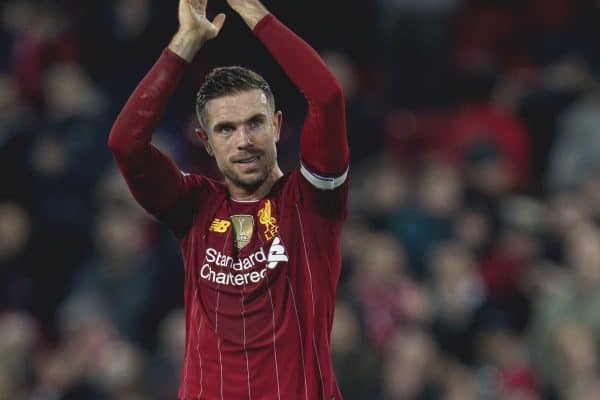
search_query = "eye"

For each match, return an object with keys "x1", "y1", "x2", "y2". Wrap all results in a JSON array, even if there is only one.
[
  {"x1": 248, "y1": 116, "x2": 265, "y2": 130},
  {"x1": 215, "y1": 124, "x2": 235, "y2": 134}
]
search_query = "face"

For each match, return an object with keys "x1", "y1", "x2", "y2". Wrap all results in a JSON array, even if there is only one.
[{"x1": 199, "y1": 89, "x2": 282, "y2": 193}]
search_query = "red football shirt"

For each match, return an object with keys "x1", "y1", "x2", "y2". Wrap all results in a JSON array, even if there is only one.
[
  {"x1": 174, "y1": 166, "x2": 347, "y2": 399},
  {"x1": 108, "y1": 13, "x2": 349, "y2": 400}
]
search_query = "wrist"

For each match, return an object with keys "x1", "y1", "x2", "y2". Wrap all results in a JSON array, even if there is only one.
[
  {"x1": 234, "y1": 4, "x2": 269, "y2": 30},
  {"x1": 168, "y1": 30, "x2": 205, "y2": 62}
]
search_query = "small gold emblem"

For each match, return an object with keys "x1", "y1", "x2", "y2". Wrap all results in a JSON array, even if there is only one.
[
  {"x1": 231, "y1": 215, "x2": 254, "y2": 249},
  {"x1": 209, "y1": 218, "x2": 231, "y2": 233},
  {"x1": 258, "y1": 200, "x2": 278, "y2": 241}
]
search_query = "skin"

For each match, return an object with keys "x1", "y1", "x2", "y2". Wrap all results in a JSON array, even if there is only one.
[
  {"x1": 168, "y1": 0, "x2": 281, "y2": 201},
  {"x1": 200, "y1": 90, "x2": 283, "y2": 200},
  {"x1": 167, "y1": 0, "x2": 268, "y2": 62}
]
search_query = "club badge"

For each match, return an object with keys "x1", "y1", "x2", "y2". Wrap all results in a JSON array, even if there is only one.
[{"x1": 258, "y1": 200, "x2": 278, "y2": 241}]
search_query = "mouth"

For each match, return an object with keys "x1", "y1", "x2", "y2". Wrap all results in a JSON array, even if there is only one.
[
  {"x1": 234, "y1": 155, "x2": 260, "y2": 165},
  {"x1": 235, "y1": 156, "x2": 258, "y2": 164}
]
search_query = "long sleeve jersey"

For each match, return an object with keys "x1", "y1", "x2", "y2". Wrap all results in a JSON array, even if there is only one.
[{"x1": 108, "y1": 14, "x2": 349, "y2": 400}]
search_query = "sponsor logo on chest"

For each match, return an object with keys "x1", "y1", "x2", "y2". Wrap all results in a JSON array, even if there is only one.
[
  {"x1": 201, "y1": 199, "x2": 287, "y2": 286},
  {"x1": 200, "y1": 236, "x2": 288, "y2": 286}
]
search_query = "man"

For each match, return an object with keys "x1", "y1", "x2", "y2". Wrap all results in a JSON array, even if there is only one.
[{"x1": 108, "y1": 0, "x2": 349, "y2": 398}]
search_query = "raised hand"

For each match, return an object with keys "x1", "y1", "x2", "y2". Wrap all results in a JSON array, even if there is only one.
[
  {"x1": 169, "y1": 0, "x2": 226, "y2": 61},
  {"x1": 179, "y1": 0, "x2": 225, "y2": 40},
  {"x1": 225, "y1": 0, "x2": 269, "y2": 30}
]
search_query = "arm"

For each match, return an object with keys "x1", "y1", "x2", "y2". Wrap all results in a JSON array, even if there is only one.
[
  {"x1": 107, "y1": 0, "x2": 225, "y2": 229},
  {"x1": 228, "y1": 0, "x2": 349, "y2": 183}
]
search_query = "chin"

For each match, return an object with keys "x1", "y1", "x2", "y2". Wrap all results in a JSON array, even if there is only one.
[
  {"x1": 240, "y1": 176, "x2": 267, "y2": 190},
  {"x1": 228, "y1": 172, "x2": 267, "y2": 191}
]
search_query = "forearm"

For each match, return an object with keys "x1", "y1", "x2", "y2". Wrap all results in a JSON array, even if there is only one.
[
  {"x1": 168, "y1": 30, "x2": 205, "y2": 62},
  {"x1": 299, "y1": 100, "x2": 349, "y2": 176},
  {"x1": 253, "y1": 14, "x2": 348, "y2": 175},
  {"x1": 253, "y1": 14, "x2": 343, "y2": 106},
  {"x1": 108, "y1": 48, "x2": 186, "y2": 158},
  {"x1": 108, "y1": 48, "x2": 191, "y2": 219}
]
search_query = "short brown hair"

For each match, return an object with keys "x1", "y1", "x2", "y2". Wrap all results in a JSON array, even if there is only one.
[{"x1": 195, "y1": 66, "x2": 275, "y2": 130}]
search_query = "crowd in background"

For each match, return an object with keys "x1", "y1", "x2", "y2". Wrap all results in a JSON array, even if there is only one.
[{"x1": 1, "y1": 0, "x2": 600, "y2": 399}]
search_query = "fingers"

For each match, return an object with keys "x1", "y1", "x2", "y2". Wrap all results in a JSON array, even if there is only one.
[
  {"x1": 212, "y1": 13, "x2": 226, "y2": 33},
  {"x1": 192, "y1": 0, "x2": 207, "y2": 14}
]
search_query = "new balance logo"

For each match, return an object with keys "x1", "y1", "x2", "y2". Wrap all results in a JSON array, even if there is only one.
[{"x1": 209, "y1": 219, "x2": 231, "y2": 233}]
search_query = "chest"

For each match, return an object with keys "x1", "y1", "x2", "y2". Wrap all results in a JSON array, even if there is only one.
[{"x1": 190, "y1": 198, "x2": 294, "y2": 290}]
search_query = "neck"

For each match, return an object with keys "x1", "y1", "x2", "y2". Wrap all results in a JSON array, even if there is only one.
[{"x1": 227, "y1": 165, "x2": 283, "y2": 201}]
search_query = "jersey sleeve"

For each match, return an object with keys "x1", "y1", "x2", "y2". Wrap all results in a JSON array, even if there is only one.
[
  {"x1": 280, "y1": 168, "x2": 349, "y2": 221},
  {"x1": 253, "y1": 15, "x2": 350, "y2": 191},
  {"x1": 108, "y1": 48, "x2": 206, "y2": 235}
]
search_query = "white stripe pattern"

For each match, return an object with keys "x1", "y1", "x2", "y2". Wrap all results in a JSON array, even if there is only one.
[
  {"x1": 241, "y1": 287, "x2": 252, "y2": 399},
  {"x1": 300, "y1": 162, "x2": 348, "y2": 190},
  {"x1": 215, "y1": 230, "x2": 231, "y2": 400},
  {"x1": 287, "y1": 276, "x2": 308, "y2": 399},
  {"x1": 256, "y1": 219, "x2": 282, "y2": 400},
  {"x1": 183, "y1": 300, "x2": 190, "y2": 398},
  {"x1": 197, "y1": 234, "x2": 207, "y2": 398},
  {"x1": 196, "y1": 302, "x2": 204, "y2": 398},
  {"x1": 295, "y1": 205, "x2": 326, "y2": 398},
  {"x1": 266, "y1": 273, "x2": 282, "y2": 400},
  {"x1": 183, "y1": 236, "x2": 200, "y2": 399}
]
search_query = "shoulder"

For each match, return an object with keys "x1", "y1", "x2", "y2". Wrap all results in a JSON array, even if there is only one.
[
  {"x1": 179, "y1": 171, "x2": 228, "y2": 194},
  {"x1": 273, "y1": 166, "x2": 349, "y2": 221},
  {"x1": 170, "y1": 171, "x2": 228, "y2": 220}
]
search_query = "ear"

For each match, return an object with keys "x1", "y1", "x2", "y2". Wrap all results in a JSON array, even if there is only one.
[
  {"x1": 196, "y1": 128, "x2": 213, "y2": 157},
  {"x1": 273, "y1": 110, "x2": 283, "y2": 143}
]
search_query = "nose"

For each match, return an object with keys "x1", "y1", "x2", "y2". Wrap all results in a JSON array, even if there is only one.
[{"x1": 236, "y1": 126, "x2": 254, "y2": 148}]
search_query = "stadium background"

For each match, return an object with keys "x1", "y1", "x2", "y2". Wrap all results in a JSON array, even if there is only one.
[{"x1": 1, "y1": 0, "x2": 600, "y2": 398}]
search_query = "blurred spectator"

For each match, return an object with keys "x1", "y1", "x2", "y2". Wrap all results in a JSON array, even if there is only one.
[
  {"x1": 143, "y1": 308, "x2": 185, "y2": 400},
  {"x1": 389, "y1": 160, "x2": 461, "y2": 278},
  {"x1": 439, "y1": 360, "x2": 478, "y2": 400},
  {"x1": 381, "y1": 328, "x2": 441, "y2": 399},
  {"x1": 452, "y1": 204, "x2": 496, "y2": 258},
  {"x1": 529, "y1": 224, "x2": 600, "y2": 395},
  {"x1": 350, "y1": 154, "x2": 410, "y2": 230},
  {"x1": 445, "y1": 104, "x2": 531, "y2": 192},
  {"x1": 349, "y1": 232, "x2": 431, "y2": 348},
  {"x1": 65, "y1": 208, "x2": 160, "y2": 341},
  {"x1": 475, "y1": 328, "x2": 540, "y2": 400},
  {"x1": 4, "y1": 1, "x2": 79, "y2": 113},
  {"x1": 428, "y1": 241, "x2": 495, "y2": 365},
  {"x1": 545, "y1": 87, "x2": 600, "y2": 192},
  {"x1": 477, "y1": 196, "x2": 544, "y2": 332},
  {"x1": 0, "y1": 312, "x2": 40, "y2": 396},
  {"x1": 27, "y1": 61, "x2": 112, "y2": 328},
  {"x1": 330, "y1": 300, "x2": 380, "y2": 400},
  {"x1": 31, "y1": 295, "x2": 120, "y2": 399},
  {"x1": 0, "y1": 202, "x2": 35, "y2": 310}
]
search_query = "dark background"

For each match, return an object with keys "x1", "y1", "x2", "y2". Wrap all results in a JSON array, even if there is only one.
[{"x1": 1, "y1": 0, "x2": 600, "y2": 398}]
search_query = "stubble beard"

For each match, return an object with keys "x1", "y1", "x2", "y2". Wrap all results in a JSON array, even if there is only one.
[{"x1": 223, "y1": 153, "x2": 275, "y2": 193}]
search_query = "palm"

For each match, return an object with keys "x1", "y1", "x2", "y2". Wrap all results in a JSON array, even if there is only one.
[{"x1": 179, "y1": 0, "x2": 224, "y2": 40}]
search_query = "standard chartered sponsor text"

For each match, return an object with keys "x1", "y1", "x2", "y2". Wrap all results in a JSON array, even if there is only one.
[{"x1": 200, "y1": 237, "x2": 288, "y2": 286}]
